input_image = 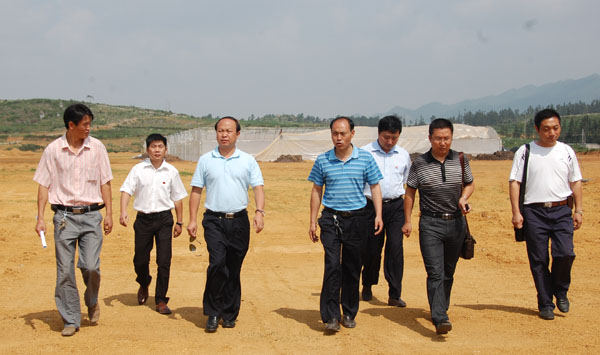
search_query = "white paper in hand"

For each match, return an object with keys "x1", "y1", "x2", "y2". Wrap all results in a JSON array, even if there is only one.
[{"x1": 40, "y1": 231, "x2": 47, "y2": 248}]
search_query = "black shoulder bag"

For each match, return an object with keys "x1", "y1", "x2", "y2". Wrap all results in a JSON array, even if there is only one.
[
  {"x1": 459, "y1": 152, "x2": 476, "y2": 259},
  {"x1": 514, "y1": 144, "x2": 530, "y2": 242}
]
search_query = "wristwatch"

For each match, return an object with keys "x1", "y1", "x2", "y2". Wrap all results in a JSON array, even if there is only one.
[
  {"x1": 574, "y1": 210, "x2": 583, "y2": 216},
  {"x1": 176, "y1": 222, "x2": 183, "y2": 226},
  {"x1": 255, "y1": 209, "x2": 266, "y2": 216}
]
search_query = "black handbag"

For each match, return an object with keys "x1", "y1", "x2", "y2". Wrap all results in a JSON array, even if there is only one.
[
  {"x1": 459, "y1": 153, "x2": 476, "y2": 260},
  {"x1": 461, "y1": 220, "x2": 476, "y2": 259},
  {"x1": 514, "y1": 144, "x2": 530, "y2": 242}
]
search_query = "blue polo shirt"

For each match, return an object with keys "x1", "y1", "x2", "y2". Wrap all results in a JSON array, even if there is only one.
[
  {"x1": 191, "y1": 147, "x2": 264, "y2": 213},
  {"x1": 308, "y1": 145, "x2": 382, "y2": 211}
]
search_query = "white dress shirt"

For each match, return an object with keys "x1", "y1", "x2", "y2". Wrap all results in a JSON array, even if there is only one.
[
  {"x1": 120, "y1": 159, "x2": 188, "y2": 213},
  {"x1": 362, "y1": 140, "x2": 411, "y2": 199}
]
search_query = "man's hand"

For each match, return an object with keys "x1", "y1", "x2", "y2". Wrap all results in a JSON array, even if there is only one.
[
  {"x1": 35, "y1": 218, "x2": 46, "y2": 236},
  {"x1": 253, "y1": 212, "x2": 264, "y2": 233},
  {"x1": 119, "y1": 212, "x2": 128, "y2": 227},
  {"x1": 104, "y1": 214, "x2": 113, "y2": 235},
  {"x1": 512, "y1": 212, "x2": 524, "y2": 229},
  {"x1": 309, "y1": 222, "x2": 319, "y2": 243},
  {"x1": 173, "y1": 224, "x2": 182, "y2": 237},
  {"x1": 374, "y1": 216, "x2": 383, "y2": 235},
  {"x1": 573, "y1": 213, "x2": 583, "y2": 230},
  {"x1": 402, "y1": 222, "x2": 412, "y2": 238},
  {"x1": 187, "y1": 221, "x2": 198, "y2": 239}
]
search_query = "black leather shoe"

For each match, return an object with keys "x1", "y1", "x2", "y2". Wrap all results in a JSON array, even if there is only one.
[
  {"x1": 137, "y1": 285, "x2": 149, "y2": 305},
  {"x1": 388, "y1": 297, "x2": 407, "y2": 307},
  {"x1": 557, "y1": 297, "x2": 570, "y2": 313},
  {"x1": 362, "y1": 286, "x2": 372, "y2": 301},
  {"x1": 206, "y1": 316, "x2": 220, "y2": 332},
  {"x1": 222, "y1": 319, "x2": 236, "y2": 328},
  {"x1": 435, "y1": 321, "x2": 452, "y2": 335},
  {"x1": 325, "y1": 318, "x2": 340, "y2": 332},
  {"x1": 341, "y1": 315, "x2": 356, "y2": 328},
  {"x1": 539, "y1": 309, "x2": 555, "y2": 320}
]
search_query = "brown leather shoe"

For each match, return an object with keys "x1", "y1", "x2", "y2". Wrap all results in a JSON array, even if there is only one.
[
  {"x1": 88, "y1": 303, "x2": 100, "y2": 323},
  {"x1": 61, "y1": 326, "x2": 79, "y2": 336},
  {"x1": 137, "y1": 285, "x2": 149, "y2": 305},
  {"x1": 156, "y1": 302, "x2": 172, "y2": 315}
]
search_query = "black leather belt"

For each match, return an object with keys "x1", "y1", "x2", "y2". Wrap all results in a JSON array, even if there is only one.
[
  {"x1": 51, "y1": 203, "x2": 104, "y2": 214},
  {"x1": 420, "y1": 210, "x2": 462, "y2": 220},
  {"x1": 205, "y1": 209, "x2": 247, "y2": 219},
  {"x1": 323, "y1": 207, "x2": 366, "y2": 217},
  {"x1": 138, "y1": 210, "x2": 171, "y2": 217},
  {"x1": 527, "y1": 200, "x2": 568, "y2": 208},
  {"x1": 383, "y1": 195, "x2": 404, "y2": 204}
]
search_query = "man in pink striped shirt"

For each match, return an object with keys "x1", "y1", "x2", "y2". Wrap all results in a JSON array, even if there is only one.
[{"x1": 34, "y1": 103, "x2": 113, "y2": 337}]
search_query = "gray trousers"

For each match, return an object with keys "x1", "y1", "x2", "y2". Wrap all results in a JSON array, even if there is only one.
[
  {"x1": 53, "y1": 210, "x2": 103, "y2": 328},
  {"x1": 418, "y1": 214, "x2": 465, "y2": 326}
]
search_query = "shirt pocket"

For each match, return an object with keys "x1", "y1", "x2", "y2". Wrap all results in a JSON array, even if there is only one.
[{"x1": 87, "y1": 166, "x2": 98, "y2": 183}]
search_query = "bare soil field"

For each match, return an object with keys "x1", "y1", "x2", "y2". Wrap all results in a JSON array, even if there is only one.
[{"x1": 0, "y1": 150, "x2": 599, "y2": 354}]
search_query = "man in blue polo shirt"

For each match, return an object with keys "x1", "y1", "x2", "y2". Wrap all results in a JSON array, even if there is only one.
[
  {"x1": 308, "y1": 116, "x2": 383, "y2": 332},
  {"x1": 187, "y1": 116, "x2": 265, "y2": 333}
]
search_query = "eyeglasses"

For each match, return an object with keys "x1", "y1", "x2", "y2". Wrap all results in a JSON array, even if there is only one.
[{"x1": 189, "y1": 235, "x2": 200, "y2": 252}]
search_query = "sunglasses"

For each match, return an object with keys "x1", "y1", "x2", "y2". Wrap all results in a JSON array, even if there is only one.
[{"x1": 189, "y1": 235, "x2": 200, "y2": 252}]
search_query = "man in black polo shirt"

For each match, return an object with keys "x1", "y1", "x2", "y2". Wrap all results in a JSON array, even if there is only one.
[{"x1": 402, "y1": 118, "x2": 474, "y2": 335}]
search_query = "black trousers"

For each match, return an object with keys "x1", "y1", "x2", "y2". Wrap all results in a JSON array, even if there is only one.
[
  {"x1": 361, "y1": 198, "x2": 405, "y2": 299},
  {"x1": 523, "y1": 204, "x2": 575, "y2": 311},
  {"x1": 133, "y1": 210, "x2": 174, "y2": 304},
  {"x1": 418, "y1": 214, "x2": 465, "y2": 326},
  {"x1": 202, "y1": 211, "x2": 250, "y2": 321},
  {"x1": 318, "y1": 208, "x2": 368, "y2": 322}
]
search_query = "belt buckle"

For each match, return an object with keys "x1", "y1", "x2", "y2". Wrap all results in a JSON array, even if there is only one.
[
  {"x1": 72, "y1": 207, "x2": 85, "y2": 214},
  {"x1": 543, "y1": 202, "x2": 552, "y2": 208},
  {"x1": 441, "y1": 213, "x2": 452, "y2": 220},
  {"x1": 225, "y1": 213, "x2": 235, "y2": 219}
]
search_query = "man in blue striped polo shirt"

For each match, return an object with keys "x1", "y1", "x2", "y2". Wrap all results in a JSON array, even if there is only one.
[{"x1": 308, "y1": 116, "x2": 383, "y2": 332}]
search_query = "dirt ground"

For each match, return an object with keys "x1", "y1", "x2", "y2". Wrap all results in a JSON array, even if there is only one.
[{"x1": 0, "y1": 149, "x2": 599, "y2": 354}]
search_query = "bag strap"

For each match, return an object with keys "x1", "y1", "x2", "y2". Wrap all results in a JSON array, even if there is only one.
[
  {"x1": 458, "y1": 152, "x2": 471, "y2": 234},
  {"x1": 518, "y1": 144, "x2": 530, "y2": 212}
]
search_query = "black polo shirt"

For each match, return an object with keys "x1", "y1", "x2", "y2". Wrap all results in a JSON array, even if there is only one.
[{"x1": 407, "y1": 149, "x2": 473, "y2": 213}]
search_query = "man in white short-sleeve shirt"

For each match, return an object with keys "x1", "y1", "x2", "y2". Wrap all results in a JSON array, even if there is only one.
[
  {"x1": 509, "y1": 108, "x2": 583, "y2": 321},
  {"x1": 120, "y1": 133, "x2": 187, "y2": 315}
]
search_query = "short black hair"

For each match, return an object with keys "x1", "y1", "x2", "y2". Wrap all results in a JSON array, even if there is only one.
[
  {"x1": 63, "y1": 103, "x2": 94, "y2": 129},
  {"x1": 146, "y1": 133, "x2": 167, "y2": 148},
  {"x1": 429, "y1": 118, "x2": 454, "y2": 135},
  {"x1": 214, "y1": 116, "x2": 241, "y2": 132},
  {"x1": 534, "y1": 108, "x2": 561, "y2": 129},
  {"x1": 330, "y1": 116, "x2": 355, "y2": 131},
  {"x1": 378, "y1": 115, "x2": 402, "y2": 134}
]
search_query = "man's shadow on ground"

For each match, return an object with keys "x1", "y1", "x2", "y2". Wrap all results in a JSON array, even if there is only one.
[
  {"x1": 360, "y1": 305, "x2": 447, "y2": 342},
  {"x1": 21, "y1": 309, "x2": 99, "y2": 334},
  {"x1": 273, "y1": 308, "x2": 327, "y2": 334},
  {"x1": 455, "y1": 303, "x2": 558, "y2": 318}
]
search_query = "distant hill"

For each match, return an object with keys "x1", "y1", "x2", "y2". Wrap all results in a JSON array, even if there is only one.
[{"x1": 386, "y1": 73, "x2": 600, "y2": 123}]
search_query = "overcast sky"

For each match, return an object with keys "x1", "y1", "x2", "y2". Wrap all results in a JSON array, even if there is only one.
[{"x1": 1, "y1": 0, "x2": 598, "y2": 118}]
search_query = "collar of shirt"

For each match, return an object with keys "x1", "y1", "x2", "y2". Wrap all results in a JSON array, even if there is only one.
[
  {"x1": 59, "y1": 134, "x2": 91, "y2": 154},
  {"x1": 327, "y1": 144, "x2": 359, "y2": 162},
  {"x1": 372, "y1": 140, "x2": 400, "y2": 156},
  {"x1": 211, "y1": 147, "x2": 241, "y2": 160},
  {"x1": 425, "y1": 148, "x2": 456, "y2": 164},
  {"x1": 142, "y1": 158, "x2": 168, "y2": 171}
]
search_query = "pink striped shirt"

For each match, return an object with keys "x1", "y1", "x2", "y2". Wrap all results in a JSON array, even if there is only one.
[{"x1": 33, "y1": 135, "x2": 113, "y2": 206}]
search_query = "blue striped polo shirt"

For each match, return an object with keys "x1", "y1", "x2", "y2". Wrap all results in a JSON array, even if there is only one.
[{"x1": 308, "y1": 145, "x2": 383, "y2": 211}]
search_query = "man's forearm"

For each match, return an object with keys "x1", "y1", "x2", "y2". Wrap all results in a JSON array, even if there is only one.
[{"x1": 101, "y1": 181, "x2": 113, "y2": 215}]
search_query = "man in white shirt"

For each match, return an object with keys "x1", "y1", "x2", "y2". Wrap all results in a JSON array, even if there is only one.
[
  {"x1": 509, "y1": 109, "x2": 583, "y2": 321},
  {"x1": 120, "y1": 133, "x2": 188, "y2": 315},
  {"x1": 360, "y1": 116, "x2": 411, "y2": 307}
]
